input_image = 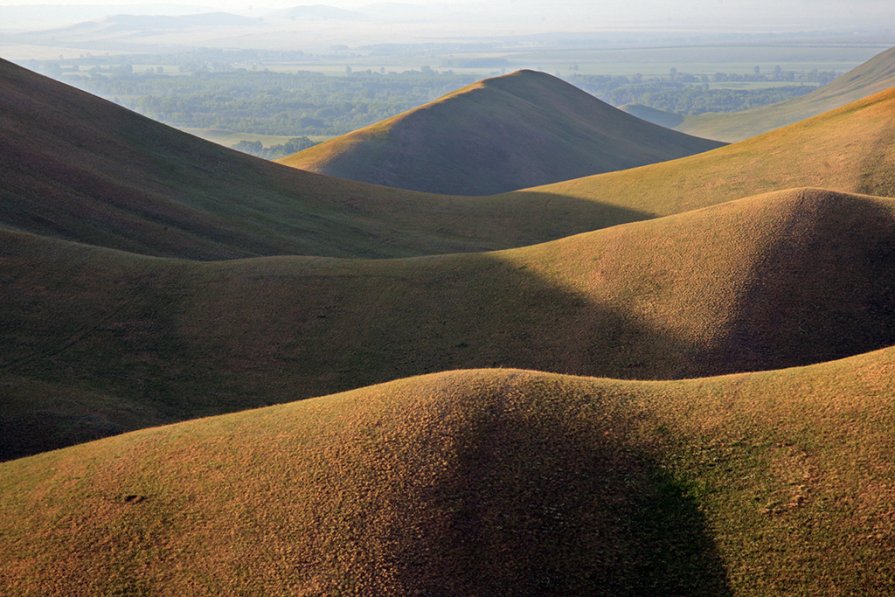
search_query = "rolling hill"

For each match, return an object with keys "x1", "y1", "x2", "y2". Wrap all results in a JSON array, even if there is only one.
[
  {"x1": 0, "y1": 58, "x2": 649, "y2": 259},
  {"x1": 4, "y1": 187, "x2": 895, "y2": 459},
  {"x1": 13, "y1": 12, "x2": 262, "y2": 46},
  {"x1": 528, "y1": 85, "x2": 895, "y2": 216},
  {"x1": 673, "y1": 45, "x2": 895, "y2": 141},
  {"x1": 4, "y1": 31, "x2": 895, "y2": 595},
  {"x1": 279, "y1": 69, "x2": 725, "y2": 195},
  {"x1": 4, "y1": 59, "x2": 895, "y2": 262},
  {"x1": 3, "y1": 346, "x2": 895, "y2": 594}
]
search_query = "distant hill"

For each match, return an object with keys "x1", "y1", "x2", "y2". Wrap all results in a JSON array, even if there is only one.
[
  {"x1": 621, "y1": 103, "x2": 684, "y2": 128},
  {"x1": 0, "y1": 4, "x2": 212, "y2": 31},
  {"x1": 676, "y1": 45, "x2": 895, "y2": 141},
  {"x1": 5, "y1": 59, "x2": 895, "y2": 262},
  {"x1": 4, "y1": 187, "x2": 895, "y2": 458},
  {"x1": 270, "y1": 4, "x2": 366, "y2": 21},
  {"x1": 21, "y1": 11, "x2": 260, "y2": 37},
  {"x1": 280, "y1": 70, "x2": 725, "y2": 195},
  {"x1": 100, "y1": 12, "x2": 259, "y2": 29},
  {"x1": 4, "y1": 347, "x2": 895, "y2": 593},
  {"x1": 0, "y1": 59, "x2": 652, "y2": 259}
]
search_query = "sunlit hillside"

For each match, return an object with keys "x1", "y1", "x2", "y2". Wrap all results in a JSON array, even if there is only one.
[{"x1": 4, "y1": 348, "x2": 895, "y2": 593}]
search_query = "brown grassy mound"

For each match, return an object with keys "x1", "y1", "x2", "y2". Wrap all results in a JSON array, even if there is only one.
[
  {"x1": 3, "y1": 346, "x2": 895, "y2": 594},
  {"x1": 4, "y1": 187, "x2": 895, "y2": 458},
  {"x1": 279, "y1": 69, "x2": 723, "y2": 195}
]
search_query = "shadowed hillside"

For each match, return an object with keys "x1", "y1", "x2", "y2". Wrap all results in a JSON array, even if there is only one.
[
  {"x1": 4, "y1": 59, "x2": 895, "y2": 262},
  {"x1": 0, "y1": 59, "x2": 649, "y2": 259},
  {"x1": 4, "y1": 188, "x2": 895, "y2": 458},
  {"x1": 280, "y1": 69, "x2": 724, "y2": 194},
  {"x1": 4, "y1": 346, "x2": 895, "y2": 594},
  {"x1": 674, "y1": 46, "x2": 895, "y2": 141},
  {"x1": 621, "y1": 103, "x2": 685, "y2": 128}
]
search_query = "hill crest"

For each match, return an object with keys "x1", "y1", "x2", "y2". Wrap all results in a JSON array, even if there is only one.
[
  {"x1": 675, "y1": 45, "x2": 895, "y2": 141},
  {"x1": 4, "y1": 186, "x2": 895, "y2": 459},
  {"x1": 280, "y1": 69, "x2": 724, "y2": 195},
  {"x1": 4, "y1": 346, "x2": 895, "y2": 593}
]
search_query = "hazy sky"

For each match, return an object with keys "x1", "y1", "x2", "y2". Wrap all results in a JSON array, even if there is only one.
[{"x1": 1, "y1": 0, "x2": 893, "y2": 31}]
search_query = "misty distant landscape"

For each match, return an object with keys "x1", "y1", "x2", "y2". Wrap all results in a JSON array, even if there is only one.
[
  {"x1": 2, "y1": 0, "x2": 895, "y2": 594},
  {"x1": 3, "y1": 4, "x2": 889, "y2": 153}
]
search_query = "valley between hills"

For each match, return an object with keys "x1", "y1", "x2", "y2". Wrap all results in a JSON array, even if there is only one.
[{"x1": 3, "y1": 44, "x2": 895, "y2": 594}]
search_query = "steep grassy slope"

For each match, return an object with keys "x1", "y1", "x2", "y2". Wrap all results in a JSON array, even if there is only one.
[
  {"x1": 4, "y1": 347, "x2": 895, "y2": 594},
  {"x1": 280, "y1": 70, "x2": 724, "y2": 195},
  {"x1": 675, "y1": 46, "x2": 895, "y2": 141},
  {"x1": 0, "y1": 59, "x2": 648, "y2": 259},
  {"x1": 531, "y1": 86, "x2": 895, "y2": 216},
  {"x1": 4, "y1": 188, "x2": 895, "y2": 458}
]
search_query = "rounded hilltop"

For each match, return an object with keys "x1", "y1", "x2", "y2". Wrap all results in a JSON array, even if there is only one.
[{"x1": 279, "y1": 68, "x2": 724, "y2": 194}]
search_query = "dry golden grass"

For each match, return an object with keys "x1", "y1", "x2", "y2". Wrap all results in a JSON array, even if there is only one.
[
  {"x1": 3, "y1": 187, "x2": 895, "y2": 458},
  {"x1": 280, "y1": 69, "x2": 723, "y2": 195},
  {"x1": 3, "y1": 346, "x2": 895, "y2": 594},
  {"x1": 526, "y1": 86, "x2": 895, "y2": 217},
  {"x1": 4, "y1": 53, "x2": 895, "y2": 596}
]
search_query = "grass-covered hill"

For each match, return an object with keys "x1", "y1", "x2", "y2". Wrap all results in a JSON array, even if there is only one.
[
  {"x1": 0, "y1": 59, "x2": 649, "y2": 259},
  {"x1": 5, "y1": 40, "x2": 895, "y2": 596},
  {"x1": 4, "y1": 59, "x2": 895, "y2": 263},
  {"x1": 674, "y1": 46, "x2": 895, "y2": 141},
  {"x1": 530, "y1": 85, "x2": 895, "y2": 215},
  {"x1": 279, "y1": 69, "x2": 724, "y2": 195},
  {"x1": 3, "y1": 345, "x2": 895, "y2": 594},
  {"x1": 4, "y1": 187, "x2": 895, "y2": 459}
]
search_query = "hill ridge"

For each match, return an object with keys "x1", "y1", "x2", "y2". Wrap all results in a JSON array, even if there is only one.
[
  {"x1": 4, "y1": 345, "x2": 895, "y2": 593},
  {"x1": 4, "y1": 59, "x2": 895, "y2": 261},
  {"x1": 674, "y1": 45, "x2": 895, "y2": 141},
  {"x1": 524, "y1": 85, "x2": 895, "y2": 218},
  {"x1": 4, "y1": 186, "x2": 895, "y2": 458},
  {"x1": 280, "y1": 69, "x2": 724, "y2": 194}
]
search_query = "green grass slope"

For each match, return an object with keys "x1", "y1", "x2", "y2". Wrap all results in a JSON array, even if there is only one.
[
  {"x1": 3, "y1": 346, "x2": 895, "y2": 594},
  {"x1": 676, "y1": 46, "x2": 895, "y2": 141},
  {"x1": 0, "y1": 59, "x2": 650, "y2": 259},
  {"x1": 279, "y1": 69, "x2": 724, "y2": 195},
  {"x1": 4, "y1": 188, "x2": 895, "y2": 458}
]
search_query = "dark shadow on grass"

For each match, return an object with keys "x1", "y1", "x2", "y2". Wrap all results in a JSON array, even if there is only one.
[
  {"x1": 389, "y1": 375, "x2": 731, "y2": 594},
  {"x1": 712, "y1": 190, "x2": 895, "y2": 376},
  {"x1": 1, "y1": 57, "x2": 656, "y2": 259},
  {"x1": 0, "y1": 239, "x2": 696, "y2": 459},
  {"x1": 9, "y1": 190, "x2": 895, "y2": 460}
]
